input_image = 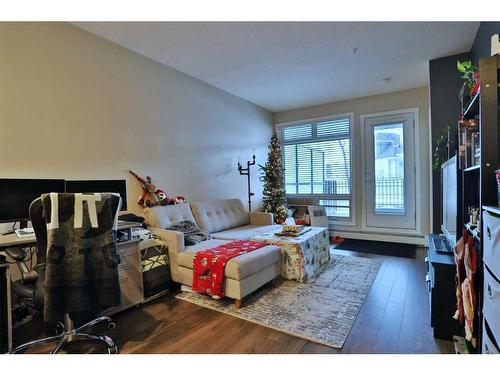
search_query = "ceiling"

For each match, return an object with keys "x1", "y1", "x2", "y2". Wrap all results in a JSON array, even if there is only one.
[{"x1": 73, "y1": 22, "x2": 480, "y2": 112}]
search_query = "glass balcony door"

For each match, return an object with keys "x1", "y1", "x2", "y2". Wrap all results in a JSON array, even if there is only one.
[{"x1": 362, "y1": 111, "x2": 417, "y2": 231}]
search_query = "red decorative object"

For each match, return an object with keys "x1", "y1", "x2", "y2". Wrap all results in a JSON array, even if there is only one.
[
  {"x1": 129, "y1": 170, "x2": 176, "y2": 207},
  {"x1": 470, "y1": 72, "x2": 481, "y2": 96},
  {"x1": 495, "y1": 169, "x2": 500, "y2": 205},
  {"x1": 453, "y1": 230, "x2": 479, "y2": 347},
  {"x1": 192, "y1": 240, "x2": 267, "y2": 298}
]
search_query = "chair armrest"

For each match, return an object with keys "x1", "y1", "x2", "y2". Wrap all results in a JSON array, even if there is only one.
[
  {"x1": 4, "y1": 248, "x2": 39, "y2": 284},
  {"x1": 4, "y1": 247, "x2": 29, "y2": 261},
  {"x1": 249, "y1": 212, "x2": 274, "y2": 226},
  {"x1": 148, "y1": 227, "x2": 185, "y2": 283}
]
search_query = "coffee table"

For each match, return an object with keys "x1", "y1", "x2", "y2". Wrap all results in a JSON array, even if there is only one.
[{"x1": 251, "y1": 226, "x2": 330, "y2": 282}]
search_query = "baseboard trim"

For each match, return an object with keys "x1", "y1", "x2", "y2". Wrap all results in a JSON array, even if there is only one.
[{"x1": 331, "y1": 230, "x2": 427, "y2": 246}]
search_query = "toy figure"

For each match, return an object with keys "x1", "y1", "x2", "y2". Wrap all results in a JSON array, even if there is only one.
[{"x1": 129, "y1": 171, "x2": 162, "y2": 207}]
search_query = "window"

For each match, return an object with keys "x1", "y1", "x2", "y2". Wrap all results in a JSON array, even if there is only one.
[
  {"x1": 279, "y1": 115, "x2": 353, "y2": 219},
  {"x1": 373, "y1": 122, "x2": 405, "y2": 214}
]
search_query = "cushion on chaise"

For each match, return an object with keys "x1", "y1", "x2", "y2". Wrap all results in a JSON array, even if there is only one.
[{"x1": 176, "y1": 239, "x2": 280, "y2": 280}]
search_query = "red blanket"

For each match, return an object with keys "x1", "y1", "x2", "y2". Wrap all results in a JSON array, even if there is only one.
[{"x1": 192, "y1": 240, "x2": 267, "y2": 298}]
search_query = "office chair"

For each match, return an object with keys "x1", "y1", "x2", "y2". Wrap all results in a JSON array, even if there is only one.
[{"x1": 10, "y1": 196, "x2": 119, "y2": 354}]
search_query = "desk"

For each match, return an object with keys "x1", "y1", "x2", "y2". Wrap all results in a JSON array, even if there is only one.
[
  {"x1": 0, "y1": 233, "x2": 36, "y2": 250},
  {"x1": 1, "y1": 221, "x2": 146, "y2": 316},
  {"x1": 0, "y1": 263, "x2": 12, "y2": 353},
  {"x1": 0, "y1": 220, "x2": 140, "y2": 250}
]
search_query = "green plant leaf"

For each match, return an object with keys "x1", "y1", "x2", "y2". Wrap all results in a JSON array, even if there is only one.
[{"x1": 457, "y1": 60, "x2": 466, "y2": 73}]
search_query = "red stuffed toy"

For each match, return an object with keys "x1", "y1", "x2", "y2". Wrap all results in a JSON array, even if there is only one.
[{"x1": 130, "y1": 171, "x2": 167, "y2": 207}]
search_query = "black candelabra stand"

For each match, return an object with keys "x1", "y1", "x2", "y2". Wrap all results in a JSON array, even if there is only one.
[{"x1": 237, "y1": 154, "x2": 256, "y2": 212}]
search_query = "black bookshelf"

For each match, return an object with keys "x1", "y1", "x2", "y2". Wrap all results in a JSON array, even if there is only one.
[{"x1": 456, "y1": 55, "x2": 500, "y2": 351}]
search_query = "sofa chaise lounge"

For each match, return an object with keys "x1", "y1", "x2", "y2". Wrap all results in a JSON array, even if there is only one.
[{"x1": 143, "y1": 199, "x2": 282, "y2": 307}]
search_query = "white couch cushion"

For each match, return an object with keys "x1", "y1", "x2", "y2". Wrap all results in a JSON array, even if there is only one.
[
  {"x1": 190, "y1": 199, "x2": 249, "y2": 233},
  {"x1": 177, "y1": 239, "x2": 280, "y2": 280},
  {"x1": 211, "y1": 224, "x2": 281, "y2": 240},
  {"x1": 143, "y1": 203, "x2": 196, "y2": 229}
]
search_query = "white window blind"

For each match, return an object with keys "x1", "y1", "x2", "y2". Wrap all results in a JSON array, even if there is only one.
[{"x1": 280, "y1": 116, "x2": 352, "y2": 218}]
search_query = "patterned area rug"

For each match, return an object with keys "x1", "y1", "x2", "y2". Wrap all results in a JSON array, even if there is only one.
[{"x1": 175, "y1": 254, "x2": 382, "y2": 348}]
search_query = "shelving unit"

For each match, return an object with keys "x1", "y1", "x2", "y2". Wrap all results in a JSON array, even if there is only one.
[
  {"x1": 464, "y1": 164, "x2": 480, "y2": 173},
  {"x1": 455, "y1": 55, "x2": 500, "y2": 352}
]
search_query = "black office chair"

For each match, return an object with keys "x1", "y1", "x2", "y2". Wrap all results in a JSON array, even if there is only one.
[
  {"x1": 5, "y1": 199, "x2": 47, "y2": 324},
  {"x1": 10, "y1": 197, "x2": 119, "y2": 354}
]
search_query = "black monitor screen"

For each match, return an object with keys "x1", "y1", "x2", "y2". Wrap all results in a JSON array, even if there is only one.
[
  {"x1": 0, "y1": 179, "x2": 66, "y2": 222},
  {"x1": 65, "y1": 180, "x2": 127, "y2": 211}
]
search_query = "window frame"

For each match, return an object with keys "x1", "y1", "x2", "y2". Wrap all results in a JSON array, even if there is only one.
[{"x1": 276, "y1": 112, "x2": 355, "y2": 225}]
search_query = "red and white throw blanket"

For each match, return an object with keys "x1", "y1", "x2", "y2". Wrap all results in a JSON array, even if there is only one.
[{"x1": 192, "y1": 240, "x2": 267, "y2": 298}]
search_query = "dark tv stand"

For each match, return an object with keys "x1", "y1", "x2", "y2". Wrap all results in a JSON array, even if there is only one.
[
  {"x1": 432, "y1": 234, "x2": 453, "y2": 254},
  {"x1": 427, "y1": 234, "x2": 461, "y2": 339}
]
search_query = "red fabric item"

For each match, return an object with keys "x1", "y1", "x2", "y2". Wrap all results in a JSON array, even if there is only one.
[
  {"x1": 192, "y1": 240, "x2": 267, "y2": 298},
  {"x1": 331, "y1": 235, "x2": 344, "y2": 244},
  {"x1": 453, "y1": 230, "x2": 467, "y2": 323}
]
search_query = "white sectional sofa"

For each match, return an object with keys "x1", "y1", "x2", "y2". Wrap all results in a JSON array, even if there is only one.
[{"x1": 143, "y1": 199, "x2": 282, "y2": 308}]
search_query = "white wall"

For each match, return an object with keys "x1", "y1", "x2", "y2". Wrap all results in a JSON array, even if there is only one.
[
  {"x1": 0, "y1": 22, "x2": 273, "y2": 234},
  {"x1": 274, "y1": 87, "x2": 431, "y2": 242}
]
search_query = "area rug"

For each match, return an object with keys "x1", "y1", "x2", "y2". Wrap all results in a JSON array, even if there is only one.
[{"x1": 175, "y1": 254, "x2": 382, "y2": 348}]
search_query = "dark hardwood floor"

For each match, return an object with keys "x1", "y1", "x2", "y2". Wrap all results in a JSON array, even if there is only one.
[{"x1": 13, "y1": 247, "x2": 455, "y2": 354}]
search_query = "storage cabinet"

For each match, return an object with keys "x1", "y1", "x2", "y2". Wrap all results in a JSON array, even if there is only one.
[
  {"x1": 427, "y1": 234, "x2": 462, "y2": 339},
  {"x1": 102, "y1": 223, "x2": 145, "y2": 316},
  {"x1": 117, "y1": 240, "x2": 143, "y2": 307},
  {"x1": 482, "y1": 320, "x2": 500, "y2": 354},
  {"x1": 483, "y1": 211, "x2": 500, "y2": 277},
  {"x1": 482, "y1": 206, "x2": 500, "y2": 354}
]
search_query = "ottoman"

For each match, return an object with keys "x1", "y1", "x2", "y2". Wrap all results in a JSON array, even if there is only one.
[{"x1": 175, "y1": 239, "x2": 281, "y2": 308}]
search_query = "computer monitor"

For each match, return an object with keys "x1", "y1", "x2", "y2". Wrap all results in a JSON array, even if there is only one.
[
  {"x1": 65, "y1": 179, "x2": 127, "y2": 211},
  {"x1": 0, "y1": 179, "x2": 66, "y2": 225}
]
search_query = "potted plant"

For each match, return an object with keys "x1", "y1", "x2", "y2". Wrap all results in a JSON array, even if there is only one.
[{"x1": 457, "y1": 60, "x2": 480, "y2": 112}]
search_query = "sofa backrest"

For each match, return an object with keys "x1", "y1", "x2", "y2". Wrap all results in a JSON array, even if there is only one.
[
  {"x1": 190, "y1": 199, "x2": 249, "y2": 233},
  {"x1": 143, "y1": 203, "x2": 196, "y2": 229}
]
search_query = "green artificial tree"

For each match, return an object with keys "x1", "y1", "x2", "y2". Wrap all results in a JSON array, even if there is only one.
[{"x1": 260, "y1": 130, "x2": 287, "y2": 224}]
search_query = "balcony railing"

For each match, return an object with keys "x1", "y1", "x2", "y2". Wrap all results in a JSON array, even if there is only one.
[
  {"x1": 286, "y1": 177, "x2": 404, "y2": 212},
  {"x1": 374, "y1": 177, "x2": 405, "y2": 212}
]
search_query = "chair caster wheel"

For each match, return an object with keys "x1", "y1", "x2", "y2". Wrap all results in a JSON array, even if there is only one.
[
  {"x1": 107, "y1": 322, "x2": 116, "y2": 330},
  {"x1": 108, "y1": 345, "x2": 119, "y2": 354}
]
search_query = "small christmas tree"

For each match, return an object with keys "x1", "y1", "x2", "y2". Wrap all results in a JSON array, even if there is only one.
[{"x1": 260, "y1": 130, "x2": 287, "y2": 223}]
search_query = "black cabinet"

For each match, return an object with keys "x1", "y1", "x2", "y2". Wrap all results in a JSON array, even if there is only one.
[{"x1": 427, "y1": 234, "x2": 462, "y2": 339}]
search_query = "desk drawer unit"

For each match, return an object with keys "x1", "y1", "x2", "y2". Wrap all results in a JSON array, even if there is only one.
[
  {"x1": 117, "y1": 241, "x2": 142, "y2": 306},
  {"x1": 483, "y1": 211, "x2": 500, "y2": 277}
]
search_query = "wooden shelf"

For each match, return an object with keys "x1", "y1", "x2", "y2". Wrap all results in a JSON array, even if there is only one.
[{"x1": 464, "y1": 164, "x2": 480, "y2": 172}]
